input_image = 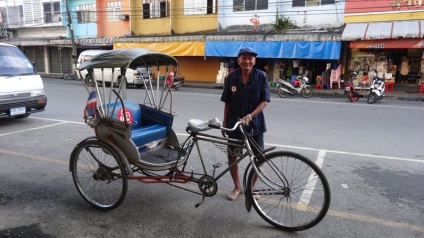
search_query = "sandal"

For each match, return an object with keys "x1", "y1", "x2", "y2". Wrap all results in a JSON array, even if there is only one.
[{"x1": 227, "y1": 189, "x2": 241, "y2": 201}]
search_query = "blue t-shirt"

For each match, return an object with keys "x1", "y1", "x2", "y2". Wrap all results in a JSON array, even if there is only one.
[{"x1": 220, "y1": 68, "x2": 270, "y2": 136}]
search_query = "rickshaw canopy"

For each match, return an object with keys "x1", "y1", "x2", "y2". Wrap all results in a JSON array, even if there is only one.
[{"x1": 78, "y1": 48, "x2": 179, "y2": 70}]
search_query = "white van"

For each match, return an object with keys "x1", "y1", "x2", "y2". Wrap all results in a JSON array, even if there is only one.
[
  {"x1": 77, "y1": 50, "x2": 151, "y2": 88},
  {"x1": 0, "y1": 43, "x2": 47, "y2": 118}
]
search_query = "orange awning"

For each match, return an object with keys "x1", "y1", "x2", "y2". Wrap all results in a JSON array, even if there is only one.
[{"x1": 113, "y1": 42, "x2": 205, "y2": 56}]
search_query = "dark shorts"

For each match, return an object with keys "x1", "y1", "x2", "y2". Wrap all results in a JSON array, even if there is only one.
[
  {"x1": 401, "y1": 74, "x2": 408, "y2": 81},
  {"x1": 227, "y1": 133, "x2": 264, "y2": 156}
]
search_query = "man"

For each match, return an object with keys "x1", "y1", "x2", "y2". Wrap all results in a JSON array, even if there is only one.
[{"x1": 220, "y1": 47, "x2": 271, "y2": 201}]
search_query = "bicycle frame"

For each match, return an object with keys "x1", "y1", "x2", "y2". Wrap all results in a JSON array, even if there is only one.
[{"x1": 127, "y1": 122, "x2": 282, "y2": 195}]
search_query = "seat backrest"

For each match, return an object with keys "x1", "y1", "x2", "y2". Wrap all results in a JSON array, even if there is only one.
[
  {"x1": 330, "y1": 69, "x2": 337, "y2": 80},
  {"x1": 336, "y1": 64, "x2": 342, "y2": 79},
  {"x1": 140, "y1": 104, "x2": 174, "y2": 136},
  {"x1": 107, "y1": 100, "x2": 142, "y2": 128}
]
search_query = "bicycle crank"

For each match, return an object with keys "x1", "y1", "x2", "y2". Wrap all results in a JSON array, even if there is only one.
[{"x1": 198, "y1": 175, "x2": 218, "y2": 197}]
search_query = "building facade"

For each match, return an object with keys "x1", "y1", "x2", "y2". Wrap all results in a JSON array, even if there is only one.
[{"x1": 1, "y1": 0, "x2": 352, "y2": 84}]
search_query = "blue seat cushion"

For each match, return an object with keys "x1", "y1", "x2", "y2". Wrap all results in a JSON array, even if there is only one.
[
  {"x1": 105, "y1": 101, "x2": 172, "y2": 147},
  {"x1": 131, "y1": 124, "x2": 167, "y2": 147}
]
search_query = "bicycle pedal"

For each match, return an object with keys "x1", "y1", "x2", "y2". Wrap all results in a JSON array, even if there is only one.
[{"x1": 213, "y1": 163, "x2": 222, "y2": 168}]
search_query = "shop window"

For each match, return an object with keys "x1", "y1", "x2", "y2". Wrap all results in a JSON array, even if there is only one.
[
  {"x1": 293, "y1": 0, "x2": 335, "y2": 7},
  {"x1": 77, "y1": 4, "x2": 96, "y2": 24},
  {"x1": 107, "y1": 1, "x2": 121, "y2": 21},
  {"x1": 184, "y1": 0, "x2": 216, "y2": 15},
  {"x1": 43, "y1": 1, "x2": 61, "y2": 23},
  {"x1": 143, "y1": 0, "x2": 167, "y2": 19},
  {"x1": 233, "y1": 0, "x2": 268, "y2": 11}
]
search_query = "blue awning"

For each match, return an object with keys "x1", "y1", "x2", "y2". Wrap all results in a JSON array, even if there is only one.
[{"x1": 205, "y1": 41, "x2": 341, "y2": 60}]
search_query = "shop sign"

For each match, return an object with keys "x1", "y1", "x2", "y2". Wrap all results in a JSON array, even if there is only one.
[
  {"x1": 350, "y1": 39, "x2": 424, "y2": 49},
  {"x1": 390, "y1": 0, "x2": 422, "y2": 9}
]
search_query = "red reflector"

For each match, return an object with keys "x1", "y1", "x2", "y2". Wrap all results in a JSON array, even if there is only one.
[{"x1": 38, "y1": 99, "x2": 46, "y2": 104}]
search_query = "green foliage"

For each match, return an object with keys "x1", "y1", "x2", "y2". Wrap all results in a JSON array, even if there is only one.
[{"x1": 274, "y1": 15, "x2": 297, "y2": 32}]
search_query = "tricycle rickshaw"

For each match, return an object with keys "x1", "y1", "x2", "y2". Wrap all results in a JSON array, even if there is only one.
[{"x1": 69, "y1": 48, "x2": 331, "y2": 232}]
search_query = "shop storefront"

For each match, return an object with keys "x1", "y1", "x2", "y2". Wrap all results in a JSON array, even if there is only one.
[
  {"x1": 342, "y1": 21, "x2": 424, "y2": 86},
  {"x1": 347, "y1": 39, "x2": 423, "y2": 86},
  {"x1": 205, "y1": 40, "x2": 342, "y2": 85}
]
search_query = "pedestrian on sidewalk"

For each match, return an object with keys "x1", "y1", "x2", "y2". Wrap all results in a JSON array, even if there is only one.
[
  {"x1": 399, "y1": 56, "x2": 410, "y2": 84},
  {"x1": 220, "y1": 47, "x2": 271, "y2": 201}
]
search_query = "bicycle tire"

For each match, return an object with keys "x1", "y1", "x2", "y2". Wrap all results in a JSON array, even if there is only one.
[
  {"x1": 85, "y1": 75, "x2": 93, "y2": 85},
  {"x1": 70, "y1": 139, "x2": 128, "y2": 211},
  {"x1": 246, "y1": 151, "x2": 331, "y2": 231},
  {"x1": 72, "y1": 72, "x2": 78, "y2": 80},
  {"x1": 63, "y1": 73, "x2": 71, "y2": 81}
]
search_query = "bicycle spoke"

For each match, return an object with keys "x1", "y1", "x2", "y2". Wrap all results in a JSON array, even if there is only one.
[{"x1": 247, "y1": 151, "x2": 330, "y2": 231}]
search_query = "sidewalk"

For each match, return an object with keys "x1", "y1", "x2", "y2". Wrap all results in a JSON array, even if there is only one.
[{"x1": 182, "y1": 81, "x2": 424, "y2": 101}]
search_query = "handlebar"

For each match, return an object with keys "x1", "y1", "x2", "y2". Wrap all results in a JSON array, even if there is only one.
[{"x1": 209, "y1": 120, "x2": 247, "y2": 131}]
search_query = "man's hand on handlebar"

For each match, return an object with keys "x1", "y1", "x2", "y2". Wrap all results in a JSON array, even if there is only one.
[
  {"x1": 221, "y1": 128, "x2": 227, "y2": 137},
  {"x1": 220, "y1": 116, "x2": 251, "y2": 137}
]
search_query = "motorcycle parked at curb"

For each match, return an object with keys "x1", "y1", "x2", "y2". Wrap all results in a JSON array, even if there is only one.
[
  {"x1": 343, "y1": 72, "x2": 362, "y2": 103},
  {"x1": 367, "y1": 76, "x2": 385, "y2": 104},
  {"x1": 166, "y1": 71, "x2": 185, "y2": 91},
  {"x1": 277, "y1": 76, "x2": 313, "y2": 98}
]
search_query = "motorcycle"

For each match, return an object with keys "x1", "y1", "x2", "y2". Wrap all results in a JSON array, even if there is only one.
[
  {"x1": 367, "y1": 76, "x2": 385, "y2": 104},
  {"x1": 344, "y1": 72, "x2": 362, "y2": 102},
  {"x1": 166, "y1": 71, "x2": 185, "y2": 91},
  {"x1": 277, "y1": 76, "x2": 313, "y2": 98}
]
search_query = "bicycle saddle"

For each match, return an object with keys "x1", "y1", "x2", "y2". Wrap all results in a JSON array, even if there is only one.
[{"x1": 187, "y1": 118, "x2": 222, "y2": 132}]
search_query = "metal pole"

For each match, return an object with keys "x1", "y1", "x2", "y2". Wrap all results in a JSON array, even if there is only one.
[{"x1": 64, "y1": 0, "x2": 77, "y2": 69}]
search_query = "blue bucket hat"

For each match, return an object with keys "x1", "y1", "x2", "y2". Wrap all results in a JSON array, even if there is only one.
[{"x1": 238, "y1": 47, "x2": 258, "y2": 57}]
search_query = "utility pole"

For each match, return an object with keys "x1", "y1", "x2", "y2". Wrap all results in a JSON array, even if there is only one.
[{"x1": 64, "y1": 0, "x2": 77, "y2": 68}]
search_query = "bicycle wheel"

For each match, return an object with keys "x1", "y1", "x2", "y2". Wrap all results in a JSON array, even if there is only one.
[
  {"x1": 70, "y1": 139, "x2": 128, "y2": 211},
  {"x1": 278, "y1": 86, "x2": 289, "y2": 98},
  {"x1": 63, "y1": 73, "x2": 71, "y2": 81},
  {"x1": 72, "y1": 72, "x2": 78, "y2": 80},
  {"x1": 85, "y1": 75, "x2": 93, "y2": 85},
  {"x1": 247, "y1": 151, "x2": 331, "y2": 231},
  {"x1": 301, "y1": 88, "x2": 313, "y2": 98}
]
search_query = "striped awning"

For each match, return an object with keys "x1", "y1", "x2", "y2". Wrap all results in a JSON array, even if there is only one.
[
  {"x1": 0, "y1": 39, "x2": 49, "y2": 46},
  {"x1": 207, "y1": 33, "x2": 342, "y2": 42},
  {"x1": 50, "y1": 38, "x2": 114, "y2": 45},
  {"x1": 341, "y1": 20, "x2": 424, "y2": 40}
]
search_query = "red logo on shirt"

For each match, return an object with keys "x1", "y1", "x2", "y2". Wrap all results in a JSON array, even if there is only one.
[{"x1": 231, "y1": 86, "x2": 237, "y2": 94}]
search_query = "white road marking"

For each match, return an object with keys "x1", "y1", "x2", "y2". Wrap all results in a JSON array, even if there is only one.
[
  {"x1": 266, "y1": 142, "x2": 424, "y2": 163},
  {"x1": 298, "y1": 150, "x2": 326, "y2": 206},
  {"x1": 31, "y1": 117, "x2": 85, "y2": 125},
  {"x1": 341, "y1": 184, "x2": 349, "y2": 188},
  {"x1": 0, "y1": 121, "x2": 68, "y2": 137}
]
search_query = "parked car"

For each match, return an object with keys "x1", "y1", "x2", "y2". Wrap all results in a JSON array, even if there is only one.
[
  {"x1": 77, "y1": 50, "x2": 148, "y2": 88},
  {"x1": 0, "y1": 43, "x2": 47, "y2": 118}
]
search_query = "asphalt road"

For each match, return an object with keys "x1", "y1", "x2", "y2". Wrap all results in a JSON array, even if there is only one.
[{"x1": 0, "y1": 78, "x2": 423, "y2": 238}]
